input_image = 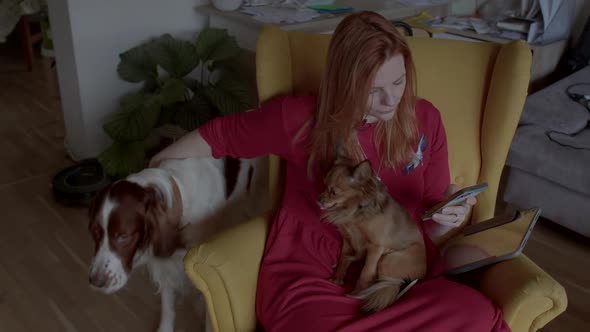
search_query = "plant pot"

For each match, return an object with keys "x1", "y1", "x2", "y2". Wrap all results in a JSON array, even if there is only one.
[{"x1": 212, "y1": 0, "x2": 243, "y2": 11}]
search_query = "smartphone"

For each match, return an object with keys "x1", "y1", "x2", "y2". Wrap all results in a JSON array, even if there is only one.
[{"x1": 421, "y1": 183, "x2": 488, "y2": 221}]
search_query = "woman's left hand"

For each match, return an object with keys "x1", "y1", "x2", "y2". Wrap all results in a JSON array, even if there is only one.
[{"x1": 431, "y1": 184, "x2": 477, "y2": 228}]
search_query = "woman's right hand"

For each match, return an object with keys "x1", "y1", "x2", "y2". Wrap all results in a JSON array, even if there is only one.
[
  {"x1": 147, "y1": 130, "x2": 213, "y2": 168},
  {"x1": 148, "y1": 154, "x2": 164, "y2": 168},
  {"x1": 424, "y1": 184, "x2": 476, "y2": 237}
]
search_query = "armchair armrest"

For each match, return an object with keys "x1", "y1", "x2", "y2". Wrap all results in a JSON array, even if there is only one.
[
  {"x1": 183, "y1": 216, "x2": 269, "y2": 332},
  {"x1": 477, "y1": 255, "x2": 567, "y2": 332}
]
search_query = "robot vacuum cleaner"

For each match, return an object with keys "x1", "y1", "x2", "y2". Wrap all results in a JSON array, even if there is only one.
[{"x1": 51, "y1": 159, "x2": 113, "y2": 207}]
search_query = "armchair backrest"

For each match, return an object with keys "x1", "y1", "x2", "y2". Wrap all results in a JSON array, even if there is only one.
[{"x1": 256, "y1": 25, "x2": 532, "y2": 222}]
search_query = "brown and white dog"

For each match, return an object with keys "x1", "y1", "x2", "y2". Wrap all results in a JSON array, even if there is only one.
[{"x1": 87, "y1": 157, "x2": 262, "y2": 332}]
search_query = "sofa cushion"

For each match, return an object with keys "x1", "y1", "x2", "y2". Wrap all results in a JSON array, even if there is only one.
[
  {"x1": 504, "y1": 167, "x2": 590, "y2": 238},
  {"x1": 519, "y1": 66, "x2": 590, "y2": 135},
  {"x1": 507, "y1": 124, "x2": 590, "y2": 196}
]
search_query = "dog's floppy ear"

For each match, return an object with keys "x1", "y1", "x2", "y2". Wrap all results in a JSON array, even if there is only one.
[
  {"x1": 88, "y1": 183, "x2": 114, "y2": 221},
  {"x1": 144, "y1": 187, "x2": 181, "y2": 257},
  {"x1": 352, "y1": 160, "x2": 373, "y2": 183}
]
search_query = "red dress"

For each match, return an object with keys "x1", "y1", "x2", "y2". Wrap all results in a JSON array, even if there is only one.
[{"x1": 199, "y1": 95, "x2": 510, "y2": 332}]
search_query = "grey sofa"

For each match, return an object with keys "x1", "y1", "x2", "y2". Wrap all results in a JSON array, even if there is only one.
[{"x1": 503, "y1": 66, "x2": 590, "y2": 238}]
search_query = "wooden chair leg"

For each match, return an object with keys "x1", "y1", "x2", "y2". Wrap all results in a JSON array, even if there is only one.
[{"x1": 18, "y1": 16, "x2": 34, "y2": 72}]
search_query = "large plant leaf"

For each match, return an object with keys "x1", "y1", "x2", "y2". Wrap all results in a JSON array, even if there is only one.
[
  {"x1": 195, "y1": 28, "x2": 227, "y2": 60},
  {"x1": 117, "y1": 43, "x2": 157, "y2": 83},
  {"x1": 195, "y1": 28, "x2": 241, "y2": 65},
  {"x1": 159, "y1": 78, "x2": 187, "y2": 105},
  {"x1": 157, "y1": 104, "x2": 178, "y2": 127},
  {"x1": 184, "y1": 78, "x2": 204, "y2": 92},
  {"x1": 206, "y1": 75, "x2": 255, "y2": 115},
  {"x1": 209, "y1": 36, "x2": 241, "y2": 64},
  {"x1": 142, "y1": 77, "x2": 159, "y2": 93},
  {"x1": 209, "y1": 57, "x2": 244, "y2": 78},
  {"x1": 149, "y1": 34, "x2": 199, "y2": 78},
  {"x1": 103, "y1": 93, "x2": 161, "y2": 141},
  {"x1": 98, "y1": 141, "x2": 145, "y2": 178},
  {"x1": 173, "y1": 94, "x2": 216, "y2": 131}
]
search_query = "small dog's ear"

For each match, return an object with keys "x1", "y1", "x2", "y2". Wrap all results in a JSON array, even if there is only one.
[{"x1": 351, "y1": 160, "x2": 373, "y2": 183}]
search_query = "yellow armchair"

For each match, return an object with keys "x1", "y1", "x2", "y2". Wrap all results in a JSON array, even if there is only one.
[{"x1": 184, "y1": 26, "x2": 567, "y2": 332}]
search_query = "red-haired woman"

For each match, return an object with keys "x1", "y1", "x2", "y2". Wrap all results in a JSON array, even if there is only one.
[{"x1": 151, "y1": 11, "x2": 510, "y2": 332}]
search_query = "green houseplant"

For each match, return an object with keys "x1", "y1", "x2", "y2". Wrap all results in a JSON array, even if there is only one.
[{"x1": 98, "y1": 28, "x2": 255, "y2": 178}]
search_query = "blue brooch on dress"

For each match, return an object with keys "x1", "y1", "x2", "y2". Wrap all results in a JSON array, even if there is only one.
[{"x1": 403, "y1": 134, "x2": 427, "y2": 175}]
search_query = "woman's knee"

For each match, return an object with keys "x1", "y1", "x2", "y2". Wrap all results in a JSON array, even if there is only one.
[
  {"x1": 429, "y1": 278, "x2": 506, "y2": 329},
  {"x1": 257, "y1": 282, "x2": 359, "y2": 332},
  {"x1": 407, "y1": 278, "x2": 495, "y2": 312}
]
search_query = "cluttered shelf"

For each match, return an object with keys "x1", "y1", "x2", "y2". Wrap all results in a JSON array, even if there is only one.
[
  {"x1": 200, "y1": 0, "x2": 574, "y2": 44},
  {"x1": 411, "y1": 0, "x2": 573, "y2": 46},
  {"x1": 200, "y1": 0, "x2": 575, "y2": 84},
  {"x1": 197, "y1": 0, "x2": 450, "y2": 35},
  {"x1": 408, "y1": 0, "x2": 575, "y2": 83}
]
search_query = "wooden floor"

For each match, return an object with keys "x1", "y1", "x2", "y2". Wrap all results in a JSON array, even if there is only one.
[
  {"x1": 0, "y1": 46, "x2": 589, "y2": 332},
  {"x1": 524, "y1": 218, "x2": 590, "y2": 332},
  {"x1": 0, "y1": 48, "x2": 205, "y2": 331}
]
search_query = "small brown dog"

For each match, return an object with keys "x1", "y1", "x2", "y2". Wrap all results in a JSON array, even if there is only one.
[{"x1": 318, "y1": 158, "x2": 427, "y2": 313}]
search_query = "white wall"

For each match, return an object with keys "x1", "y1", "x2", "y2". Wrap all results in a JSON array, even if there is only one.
[{"x1": 48, "y1": 0, "x2": 210, "y2": 160}]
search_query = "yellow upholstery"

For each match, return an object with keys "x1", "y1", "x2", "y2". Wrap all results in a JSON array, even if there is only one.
[{"x1": 184, "y1": 25, "x2": 567, "y2": 332}]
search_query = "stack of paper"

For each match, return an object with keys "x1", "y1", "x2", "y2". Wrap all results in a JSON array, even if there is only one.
[
  {"x1": 398, "y1": 0, "x2": 450, "y2": 6},
  {"x1": 240, "y1": 6, "x2": 321, "y2": 24},
  {"x1": 419, "y1": 16, "x2": 493, "y2": 34}
]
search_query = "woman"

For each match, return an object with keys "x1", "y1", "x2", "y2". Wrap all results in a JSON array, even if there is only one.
[{"x1": 150, "y1": 11, "x2": 509, "y2": 332}]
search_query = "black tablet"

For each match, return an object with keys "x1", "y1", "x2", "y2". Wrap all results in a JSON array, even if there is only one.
[{"x1": 440, "y1": 208, "x2": 541, "y2": 276}]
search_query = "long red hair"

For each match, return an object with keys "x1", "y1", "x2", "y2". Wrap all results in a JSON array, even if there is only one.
[{"x1": 305, "y1": 11, "x2": 418, "y2": 178}]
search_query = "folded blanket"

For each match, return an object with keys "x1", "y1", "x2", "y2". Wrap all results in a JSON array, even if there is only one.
[{"x1": 519, "y1": 66, "x2": 590, "y2": 135}]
